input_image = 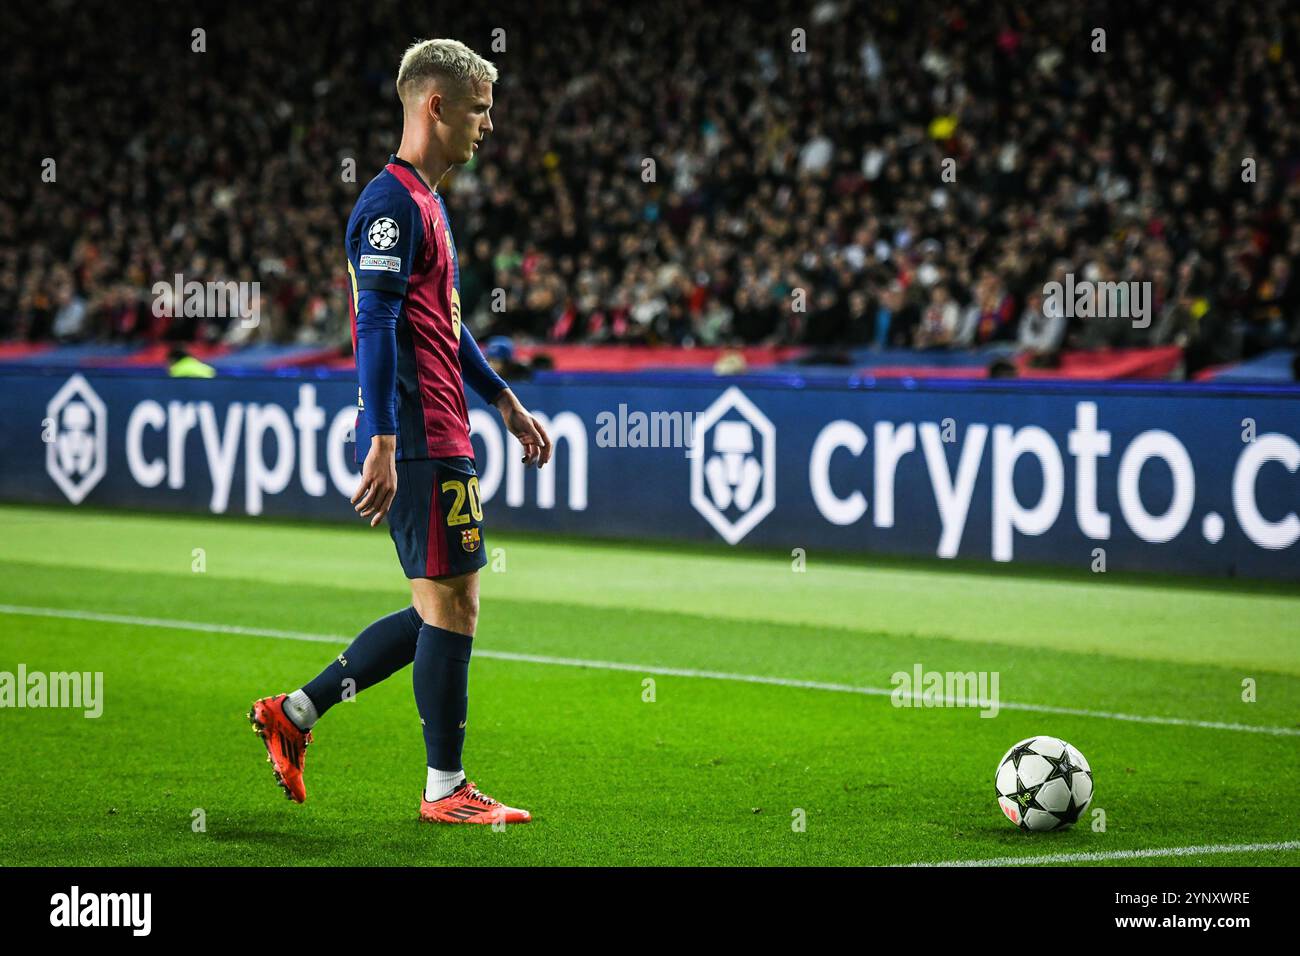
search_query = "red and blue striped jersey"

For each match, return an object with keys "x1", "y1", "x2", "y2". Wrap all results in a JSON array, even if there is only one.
[{"x1": 345, "y1": 155, "x2": 471, "y2": 462}]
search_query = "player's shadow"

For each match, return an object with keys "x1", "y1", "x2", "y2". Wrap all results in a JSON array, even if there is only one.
[{"x1": 206, "y1": 815, "x2": 340, "y2": 853}]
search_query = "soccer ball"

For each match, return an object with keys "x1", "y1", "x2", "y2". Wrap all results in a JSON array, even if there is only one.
[{"x1": 994, "y1": 735, "x2": 1093, "y2": 832}]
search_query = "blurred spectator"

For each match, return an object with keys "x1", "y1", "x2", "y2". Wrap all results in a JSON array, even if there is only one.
[
  {"x1": 1017, "y1": 290, "x2": 1066, "y2": 366},
  {"x1": 914, "y1": 284, "x2": 960, "y2": 349}
]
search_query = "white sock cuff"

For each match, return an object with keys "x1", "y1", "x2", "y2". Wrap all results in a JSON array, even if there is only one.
[
  {"x1": 425, "y1": 766, "x2": 466, "y2": 802},
  {"x1": 284, "y1": 689, "x2": 319, "y2": 731}
]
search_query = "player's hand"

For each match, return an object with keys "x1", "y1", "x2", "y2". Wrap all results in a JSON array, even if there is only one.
[
  {"x1": 495, "y1": 389, "x2": 552, "y2": 468},
  {"x1": 352, "y1": 435, "x2": 398, "y2": 527}
]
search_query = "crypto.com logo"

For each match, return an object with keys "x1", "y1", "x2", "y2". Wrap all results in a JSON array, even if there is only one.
[
  {"x1": 690, "y1": 386, "x2": 775, "y2": 544},
  {"x1": 46, "y1": 374, "x2": 107, "y2": 504}
]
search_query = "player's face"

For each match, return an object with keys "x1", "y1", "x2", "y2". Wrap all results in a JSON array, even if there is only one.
[{"x1": 442, "y1": 79, "x2": 493, "y2": 165}]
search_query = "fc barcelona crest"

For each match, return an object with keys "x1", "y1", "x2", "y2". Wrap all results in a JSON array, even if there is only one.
[{"x1": 461, "y1": 527, "x2": 481, "y2": 553}]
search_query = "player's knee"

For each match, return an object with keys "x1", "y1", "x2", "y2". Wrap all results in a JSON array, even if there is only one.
[
  {"x1": 447, "y1": 587, "x2": 479, "y2": 633},
  {"x1": 412, "y1": 576, "x2": 479, "y2": 634}
]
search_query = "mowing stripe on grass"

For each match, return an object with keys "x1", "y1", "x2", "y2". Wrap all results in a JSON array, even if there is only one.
[
  {"x1": 2, "y1": 603, "x2": 1297, "y2": 738},
  {"x1": 905, "y1": 840, "x2": 1300, "y2": 867}
]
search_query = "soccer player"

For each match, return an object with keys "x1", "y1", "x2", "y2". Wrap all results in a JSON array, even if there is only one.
[{"x1": 249, "y1": 38, "x2": 551, "y2": 825}]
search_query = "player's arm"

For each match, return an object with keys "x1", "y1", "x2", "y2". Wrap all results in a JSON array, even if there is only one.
[
  {"x1": 459, "y1": 326, "x2": 552, "y2": 468},
  {"x1": 458, "y1": 323, "x2": 508, "y2": 405},
  {"x1": 351, "y1": 288, "x2": 400, "y2": 525}
]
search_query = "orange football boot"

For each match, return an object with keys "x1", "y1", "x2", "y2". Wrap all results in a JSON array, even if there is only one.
[
  {"x1": 248, "y1": 694, "x2": 312, "y2": 803},
  {"x1": 419, "y1": 780, "x2": 531, "y2": 824}
]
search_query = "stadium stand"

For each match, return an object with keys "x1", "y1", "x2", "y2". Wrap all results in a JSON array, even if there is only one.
[{"x1": 2, "y1": 0, "x2": 1297, "y2": 381}]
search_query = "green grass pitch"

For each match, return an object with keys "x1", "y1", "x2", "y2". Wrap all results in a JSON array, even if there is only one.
[{"x1": 0, "y1": 503, "x2": 1297, "y2": 866}]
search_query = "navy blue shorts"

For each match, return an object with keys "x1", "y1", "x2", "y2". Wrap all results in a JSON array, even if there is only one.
[{"x1": 387, "y1": 456, "x2": 488, "y2": 580}]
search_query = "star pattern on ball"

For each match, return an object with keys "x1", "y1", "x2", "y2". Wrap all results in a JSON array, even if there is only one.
[
  {"x1": 1042, "y1": 750, "x2": 1074, "y2": 781},
  {"x1": 1055, "y1": 797, "x2": 1085, "y2": 826},
  {"x1": 1008, "y1": 739, "x2": 1039, "y2": 768}
]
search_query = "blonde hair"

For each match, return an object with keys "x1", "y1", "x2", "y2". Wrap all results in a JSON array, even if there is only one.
[{"x1": 396, "y1": 38, "x2": 498, "y2": 103}]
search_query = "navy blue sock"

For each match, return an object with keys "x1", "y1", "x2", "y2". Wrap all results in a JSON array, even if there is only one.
[
  {"x1": 302, "y1": 606, "x2": 422, "y2": 718},
  {"x1": 412, "y1": 624, "x2": 473, "y2": 771}
]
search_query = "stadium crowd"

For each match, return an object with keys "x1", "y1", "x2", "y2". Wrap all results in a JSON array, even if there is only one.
[{"x1": 3, "y1": 0, "x2": 1298, "y2": 375}]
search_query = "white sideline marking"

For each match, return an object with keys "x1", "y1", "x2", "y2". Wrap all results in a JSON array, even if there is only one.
[
  {"x1": 905, "y1": 840, "x2": 1300, "y2": 867},
  {"x1": 2, "y1": 603, "x2": 1298, "y2": 737}
]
